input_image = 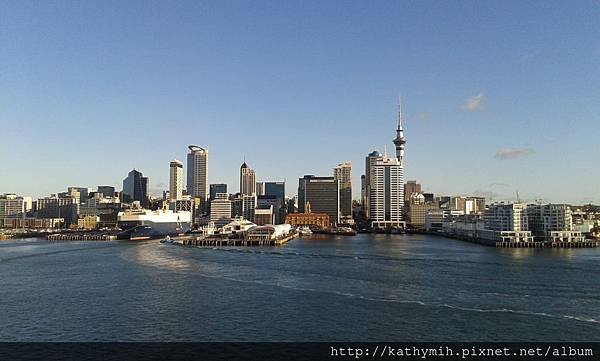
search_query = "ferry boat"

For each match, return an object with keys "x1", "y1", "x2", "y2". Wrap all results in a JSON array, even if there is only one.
[
  {"x1": 298, "y1": 226, "x2": 313, "y2": 236},
  {"x1": 117, "y1": 208, "x2": 191, "y2": 240}
]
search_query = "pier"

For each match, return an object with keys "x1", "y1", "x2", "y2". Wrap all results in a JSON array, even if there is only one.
[
  {"x1": 47, "y1": 233, "x2": 117, "y2": 241},
  {"x1": 179, "y1": 232, "x2": 298, "y2": 247}
]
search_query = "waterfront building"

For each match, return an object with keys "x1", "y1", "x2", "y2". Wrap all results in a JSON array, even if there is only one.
[
  {"x1": 333, "y1": 162, "x2": 352, "y2": 217},
  {"x1": 255, "y1": 182, "x2": 265, "y2": 196},
  {"x1": 254, "y1": 205, "x2": 275, "y2": 226},
  {"x1": 246, "y1": 224, "x2": 292, "y2": 241},
  {"x1": 404, "y1": 181, "x2": 422, "y2": 202},
  {"x1": 451, "y1": 196, "x2": 486, "y2": 215},
  {"x1": 187, "y1": 145, "x2": 209, "y2": 208},
  {"x1": 122, "y1": 169, "x2": 149, "y2": 208},
  {"x1": 169, "y1": 159, "x2": 184, "y2": 201},
  {"x1": 77, "y1": 215, "x2": 99, "y2": 230},
  {"x1": 0, "y1": 217, "x2": 63, "y2": 229},
  {"x1": 369, "y1": 155, "x2": 404, "y2": 230},
  {"x1": 0, "y1": 194, "x2": 32, "y2": 218},
  {"x1": 240, "y1": 162, "x2": 256, "y2": 196},
  {"x1": 37, "y1": 194, "x2": 79, "y2": 227},
  {"x1": 221, "y1": 218, "x2": 256, "y2": 235},
  {"x1": 527, "y1": 204, "x2": 585, "y2": 242},
  {"x1": 285, "y1": 202, "x2": 330, "y2": 229},
  {"x1": 298, "y1": 175, "x2": 339, "y2": 226},
  {"x1": 480, "y1": 203, "x2": 533, "y2": 243},
  {"x1": 97, "y1": 186, "x2": 115, "y2": 197},
  {"x1": 407, "y1": 201, "x2": 439, "y2": 230},
  {"x1": 209, "y1": 184, "x2": 228, "y2": 201},
  {"x1": 425, "y1": 209, "x2": 464, "y2": 232},
  {"x1": 210, "y1": 193, "x2": 232, "y2": 227}
]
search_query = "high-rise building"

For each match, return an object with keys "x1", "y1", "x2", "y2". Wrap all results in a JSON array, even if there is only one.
[
  {"x1": 367, "y1": 98, "x2": 406, "y2": 230},
  {"x1": 209, "y1": 184, "x2": 228, "y2": 201},
  {"x1": 122, "y1": 169, "x2": 149, "y2": 208},
  {"x1": 187, "y1": 145, "x2": 209, "y2": 207},
  {"x1": 333, "y1": 162, "x2": 352, "y2": 217},
  {"x1": 254, "y1": 205, "x2": 274, "y2": 226},
  {"x1": 255, "y1": 182, "x2": 265, "y2": 196},
  {"x1": 363, "y1": 150, "x2": 383, "y2": 217},
  {"x1": 210, "y1": 193, "x2": 232, "y2": 227},
  {"x1": 67, "y1": 187, "x2": 91, "y2": 203},
  {"x1": 404, "y1": 181, "x2": 421, "y2": 202},
  {"x1": 97, "y1": 186, "x2": 115, "y2": 197},
  {"x1": 369, "y1": 156, "x2": 404, "y2": 229},
  {"x1": 169, "y1": 159, "x2": 184, "y2": 201},
  {"x1": 240, "y1": 162, "x2": 256, "y2": 195},
  {"x1": 298, "y1": 175, "x2": 339, "y2": 226},
  {"x1": 265, "y1": 182, "x2": 285, "y2": 199}
]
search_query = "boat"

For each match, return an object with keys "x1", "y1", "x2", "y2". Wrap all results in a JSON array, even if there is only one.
[
  {"x1": 298, "y1": 226, "x2": 313, "y2": 236},
  {"x1": 160, "y1": 235, "x2": 174, "y2": 244},
  {"x1": 117, "y1": 208, "x2": 192, "y2": 240}
]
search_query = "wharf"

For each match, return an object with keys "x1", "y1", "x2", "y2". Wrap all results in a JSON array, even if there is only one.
[
  {"x1": 47, "y1": 233, "x2": 117, "y2": 241},
  {"x1": 179, "y1": 232, "x2": 298, "y2": 247}
]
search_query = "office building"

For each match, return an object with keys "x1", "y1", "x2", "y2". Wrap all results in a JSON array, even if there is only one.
[
  {"x1": 265, "y1": 182, "x2": 285, "y2": 200},
  {"x1": 404, "y1": 181, "x2": 421, "y2": 202},
  {"x1": 363, "y1": 150, "x2": 383, "y2": 217},
  {"x1": 333, "y1": 162, "x2": 352, "y2": 217},
  {"x1": 298, "y1": 175, "x2": 339, "y2": 226},
  {"x1": 256, "y1": 182, "x2": 265, "y2": 196},
  {"x1": 240, "y1": 162, "x2": 256, "y2": 195},
  {"x1": 67, "y1": 187, "x2": 91, "y2": 203},
  {"x1": 97, "y1": 186, "x2": 115, "y2": 197},
  {"x1": 209, "y1": 184, "x2": 228, "y2": 201},
  {"x1": 254, "y1": 205, "x2": 274, "y2": 226},
  {"x1": 187, "y1": 145, "x2": 209, "y2": 207},
  {"x1": 169, "y1": 159, "x2": 184, "y2": 201},
  {"x1": 210, "y1": 193, "x2": 232, "y2": 227},
  {"x1": 0, "y1": 194, "x2": 32, "y2": 218},
  {"x1": 122, "y1": 169, "x2": 149, "y2": 208},
  {"x1": 37, "y1": 194, "x2": 79, "y2": 227},
  {"x1": 369, "y1": 155, "x2": 404, "y2": 229}
]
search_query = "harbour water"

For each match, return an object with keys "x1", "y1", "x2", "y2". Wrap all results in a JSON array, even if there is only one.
[{"x1": 1, "y1": 234, "x2": 599, "y2": 341}]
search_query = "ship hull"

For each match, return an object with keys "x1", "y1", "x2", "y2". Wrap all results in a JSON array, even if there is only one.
[{"x1": 117, "y1": 220, "x2": 191, "y2": 240}]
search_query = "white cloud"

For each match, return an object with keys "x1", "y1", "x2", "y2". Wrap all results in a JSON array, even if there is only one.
[
  {"x1": 461, "y1": 93, "x2": 484, "y2": 112},
  {"x1": 494, "y1": 148, "x2": 535, "y2": 160}
]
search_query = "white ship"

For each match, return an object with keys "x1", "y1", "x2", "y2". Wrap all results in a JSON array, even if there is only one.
[{"x1": 117, "y1": 208, "x2": 192, "y2": 240}]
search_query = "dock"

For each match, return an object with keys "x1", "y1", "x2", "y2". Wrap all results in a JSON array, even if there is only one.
[
  {"x1": 47, "y1": 233, "x2": 117, "y2": 241},
  {"x1": 179, "y1": 232, "x2": 298, "y2": 247}
]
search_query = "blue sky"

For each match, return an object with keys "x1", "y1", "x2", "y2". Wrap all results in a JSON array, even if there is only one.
[{"x1": 1, "y1": 0, "x2": 599, "y2": 204}]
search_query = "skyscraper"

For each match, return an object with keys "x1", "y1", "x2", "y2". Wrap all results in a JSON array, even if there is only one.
[
  {"x1": 209, "y1": 184, "x2": 228, "y2": 201},
  {"x1": 367, "y1": 98, "x2": 406, "y2": 230},
  {"x1": 255, "y1": 182, "x2": 265, "y2": 196},
  {"x1": 187, "y1": 145, "x2": 208, "y2": 207},
  {"x1": 240, "y1": 162, "x2": 256, "y2": 195},
  {"x1": 122, "y1": 169, "x2": 148, "y2": 208},
  {"x1": 333, "y1": 162, "x2": 352, "y2": 217},
  {"x1": 264, "y1": 182, "x2": 285, "y2": 199},
  {"x1": 363, "y1": 150, "x2": 382, "y2": 217},
  {"x1": 169, "y1": 160, "x2": 184, "y2": 201},
  {"x1": 404, "y1": 181, "x2": 421, "y2": 202},
  {"x1": 298, "y1": 175, "x2": 339, "y2": 226}
]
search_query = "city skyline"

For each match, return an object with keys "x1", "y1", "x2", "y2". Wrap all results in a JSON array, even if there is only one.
[{"x1": 2, "y1": 1, "x2": 600, "y2": 204}]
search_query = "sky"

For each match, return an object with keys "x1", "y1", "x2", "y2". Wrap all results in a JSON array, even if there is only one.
[{"x1": 1, "y1": 0, "x2": 599, "y2": 204}]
